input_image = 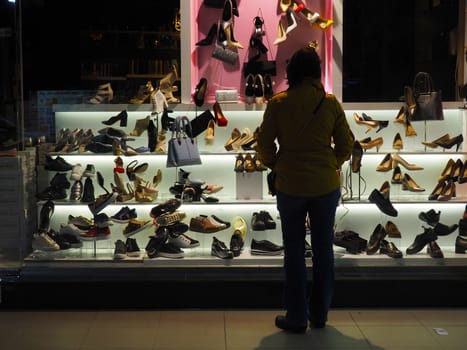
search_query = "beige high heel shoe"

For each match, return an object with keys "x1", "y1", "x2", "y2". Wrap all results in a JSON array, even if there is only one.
[
  {"x1": 354, "y1": 113, "x2": 378, "y2": 133},
  {"x1": 359, "y1": 137, "x2": 383, "y2": 152},
  {"x1": 376, "y1": 153, "x2": 392, "y2": 172},
  {"x1": 391, "y1": 153, "x2": 423, "y2": 170},
  {"x1": 392, "y1": 133, "x2": 403, "y2": 150},
  {"x1": 401, "y1": 174, "x2": 425, "y2": 192},
  {"x1": 205, "y1": 119, "x2": 215, "y2": 145}
]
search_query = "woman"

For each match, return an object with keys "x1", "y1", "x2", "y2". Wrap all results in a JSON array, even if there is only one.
[{"x1": 256, "y1": 43, "x2": 354, "y2": 333}]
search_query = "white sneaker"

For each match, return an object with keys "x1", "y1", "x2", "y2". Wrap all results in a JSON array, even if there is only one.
[
  {"x1": 59, "y1": 223, "x2": 85, "y2": 236},
  {"x1": 32, "y1": 233, "x2": 60, "y2": 251},
  {"x1": 168, "y1": 233, "x2": 200, "y2": 248},
  {"x1": 70, "y1": 163, "x2": 84, "y2": 180}
]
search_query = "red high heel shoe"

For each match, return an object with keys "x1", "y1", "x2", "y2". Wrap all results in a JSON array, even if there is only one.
[{"x1": 213, "y1": 102, "x2": 228, "y2": 127}]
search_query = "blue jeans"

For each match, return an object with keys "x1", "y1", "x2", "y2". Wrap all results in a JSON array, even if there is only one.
[{"x1": 276, "y1": 188, "x2": 340, "y2": 325}]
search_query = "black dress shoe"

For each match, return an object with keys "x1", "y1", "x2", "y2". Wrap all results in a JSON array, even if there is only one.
[
  {"x1": 427, "y1": 240, "x2": 444, "y2": 258},
  {"x1": 433, "y1": 222, "x2": 458, "y2": 236},
  {"x1": 418, "y1": 209, "x2": 441, "y2": 226},
  {"x1": 275, "y1": 315, "x2": 307, "y2": 333},
  {"x1": 380, "y1": 239, "x2": 403, "y2": 258},
  {"x1": 211, "y1": 236, "x2": 234, "y2": 259},
  {"x1": 368, "y1": 185, "x2": 398, "y2": 217},
  {"x1": 366, "y1": 224, "x2": 387, "y2": 255},
  {"x1": 334, "y1": 230, "x2": 367, "y2": 254},
  {"x1": 406, "y1": 227, "x2": 437, "y2": 254}
]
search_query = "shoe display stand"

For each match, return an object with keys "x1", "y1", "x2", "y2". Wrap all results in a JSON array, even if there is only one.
[
  {"x1": 339, "y1": 102, "x2": 467, "y2": 262},
  {"x1": 27, "y1": 102, "x2": 288, "y2": 268},
  {"x1": 1, "y1": 102, "x2": 462, "y2": 309},
  {"x1": 24, "y1": 101, "x2": 467, "y2": 268}
]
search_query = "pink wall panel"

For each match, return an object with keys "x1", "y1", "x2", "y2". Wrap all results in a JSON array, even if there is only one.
[{"x1": 190, "y1": 0, "x2": 334, "y2": 104}]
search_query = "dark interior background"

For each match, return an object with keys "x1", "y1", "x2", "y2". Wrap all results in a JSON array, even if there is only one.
[{"x1": 0, "y1": 0, "x2": 462, "y2": 103}]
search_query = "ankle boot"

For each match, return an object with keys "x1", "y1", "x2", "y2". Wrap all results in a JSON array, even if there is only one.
[{"x1": 39, "y1": 200, "x2": 55, "y2": 232}]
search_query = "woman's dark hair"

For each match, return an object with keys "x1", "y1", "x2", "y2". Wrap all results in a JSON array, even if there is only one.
[{"x1": 286, "y1": 44, "x2": 322, "y2": 87}]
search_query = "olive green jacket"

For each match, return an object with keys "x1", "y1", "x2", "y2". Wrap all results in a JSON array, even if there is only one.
[{"x1": 256, "y1": 78, "x2": 354, "y2": 197}]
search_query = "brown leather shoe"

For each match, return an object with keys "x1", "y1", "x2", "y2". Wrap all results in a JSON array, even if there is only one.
[
  {"x1": 427, "y1": 240, "x2": 444, "y2": 258},
  {"x1": 189, "y1": 216, "x2": 225, "y2": 233}
]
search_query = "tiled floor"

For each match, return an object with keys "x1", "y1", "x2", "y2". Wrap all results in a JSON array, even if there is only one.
[{"x1": 0, "y1": 308, "x2": 466, "y2": 349}]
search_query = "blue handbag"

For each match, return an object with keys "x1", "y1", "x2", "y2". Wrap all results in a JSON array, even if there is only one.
[{"x1": 166, "y1": 116, "x2": 202, "y2": 168}]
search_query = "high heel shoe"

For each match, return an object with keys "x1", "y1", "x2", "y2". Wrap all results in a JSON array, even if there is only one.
[
  {"x1": 293, "y1": 3, "x2": 333, "y2": 30},
  {"x1": 273, "y1": 20, "x2": 287, "y2": 45},
  {"x1": 392, "y1": 133, "x2": 403, "y2": 150},
  {"x1": 353, "y1": 113, "x2": 378, "y2": 133},
  {"x1": 458, "y1": 160, "x2": 467, "y2": 184},
  {"x1": 130, "y1": 115, "x2": 151, "y2": 136},
  {"x1": 102, "y1": 110, "x2": 128, "y2": 127},
  {"x1": 405, "y1": 116, "x2": 417, "y2": 137},
  {"x1": 129, "y1": 81, "x2": 154, "y2": 104},
  {"x1": 222, "y1": 0, "x2": 243, "y2": 49},
  {"x1": 421, "y1": 133, "x2": 450, "y2": 148},
  {"x1": 437, "y1": 180, "x2": 456, "y2": 201},
  {"x1": 193, "y1": 78, "x2": 208, "y2": 107},
  {"x1": 376, "y1": 153, "x2": 393, "y2": 172},
  {"x1": 88, "y1": 83, "x2": 113, "y2": 104},
  {"x1": 428, "y1": 181, "x2": 446, "y2": 200},
  {"x1": 359, "y1": 136, "x2": 383, "y2": 152},
  {"x1": 213, "y1": 102, "x2": 228, "y2": 127},
  {"x1": 401, "y1": 173, "x2": 425, "y2": 192},
  {"x1": 285, "y1": 8, "x2": 298, "y2": 34},
  {"x1": 391, "y1": 166, "x2": 402, "y2": 184},
  {"x1": 196, "y1": 23, "x2": 217, "y2": 46},
  {"x1": 362, "y1": 113, "x2": 389, "y2": 133},
  {"x1": 225, "y1": 128, "x2": 241, "y2": 151},
  {"x1": 394, "y1": 106, "x2": 406, "y2": 124},
  {"x1": 205, "y1": 119, "x2": 215, "y2": 145},
  {"x1": 392, "y1": 153, "x2": 423, "y2": 170},
  {"x1": 435, "y1": 134, "x2": 464, "y2": 152},
  {"x1": 280, "y1": 0, "x2": 292, "y2": 12},
  {"x1": 439, "y1": 158, "x2": 457, "y2": 182}
]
